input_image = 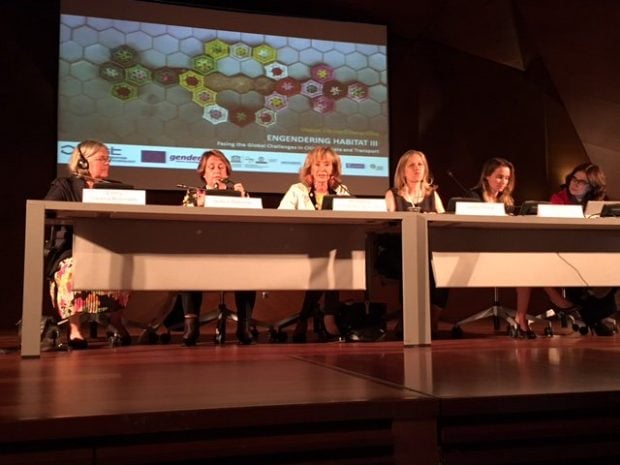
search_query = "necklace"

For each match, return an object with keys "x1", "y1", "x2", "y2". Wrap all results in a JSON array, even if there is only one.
[{"x1": 402, "y1": 187, "x2": 424, "y2": 205}]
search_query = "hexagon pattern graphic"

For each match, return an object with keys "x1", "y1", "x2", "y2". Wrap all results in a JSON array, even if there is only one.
[{"x1": 59, "y1": 17, "x2": 388, "y2": 138}]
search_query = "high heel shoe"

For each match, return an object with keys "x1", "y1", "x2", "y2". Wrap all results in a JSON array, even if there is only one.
[
  {"x1": 109, "y1": 331, "x2": 131, "y2": 347},
  {"x1": 182, "y1": 314, "x2": 199, "y2": 346},
  {"x1": 511, "y1": 323, "x2": 537, "y2": 339},
  {"x1": 66, "y1": 320, "x2": 88, "y2": 350},
  {"x1": 313, "y1": 313, "x2": 338, "y2": 342},
  {"x1": 591, "y1": 321, "x2": 614, "y2": 336},
  {"x1": 67, "y1": 338, "x2": 88, "y2": 350},
  {"x1": 550, "y1": 302, "x2": 582, "y2": 322},
  {"x1": 108, "y1": 312, "x2": 132, "y2": 347},
  {"x1": 519, "y1": 326, "x2": 537, "y2": 339},
  {"x1": 292, "y1": 320, "x2": 308, "y2": 343},
  {"x1": 236, "y1": 319, "x2": 254, "y2": 345}
]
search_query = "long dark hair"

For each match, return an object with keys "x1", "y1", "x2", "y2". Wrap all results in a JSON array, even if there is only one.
[
  {"x1": 563, "y1": 162, "x2": 607, "y2": 203},
  {"x1": 474, "y1": 157, "x2": 515, "y2": 206}
]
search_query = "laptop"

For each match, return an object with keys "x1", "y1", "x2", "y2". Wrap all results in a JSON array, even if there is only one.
[
  {"x1": 446, "y1": 196, "x2": 480, "y2": 213},
  {"x1": 518, "y1": 200, "x2": 550, "y2": 216},
  {"x1": 93, "y1": 180, "x2": 134, "y2": 190},
  {"x1": 321, "y1": 195, "x2": 349, "y2": 210},
  {"x1": 584, "y1": 200, "x2": 618, "y2": 218},
  {"x1": 204, "y1": 189, "x2": 242, "y2": 197}
]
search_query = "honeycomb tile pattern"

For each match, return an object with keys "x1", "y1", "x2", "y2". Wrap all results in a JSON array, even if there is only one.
[{"x1": 59, "y1": 14, "x2": 388, "y2": 148}]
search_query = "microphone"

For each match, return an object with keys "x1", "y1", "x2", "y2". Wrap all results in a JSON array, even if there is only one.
[
  {"x1": 446, "y1": 170, "x2": 475, "y2": 198},
  {"x1": 332, "y1": 180, "x2": 352, "y2": 196},
  {"x1": 220, "y1": 178, "x2": 236, "y2": 188},
  {"x1": 176, "y1": 183, "x2": 203, "y2": 191},
  {"x1": 76, "y1": 174, "x2": 121, "y2": 184}
]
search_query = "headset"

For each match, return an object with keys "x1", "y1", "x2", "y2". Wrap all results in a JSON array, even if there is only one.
[{"x1": 76, "y1": 143, "x2": 89, "y2": 171}]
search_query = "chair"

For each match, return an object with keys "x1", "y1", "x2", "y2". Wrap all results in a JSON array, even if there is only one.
[
  {"x1": 267, "y1": 311, "x2": 300, "y2": 343},
  {"x1": 560, "y1": 287, "x2": 618, "y2": 335},
  {"x1": 268, "y1": 230, "x2": 394, "y2": 343},
  {"x1": 445, "y1": 196, "x2": 481, "y2": 213},
  {"x1": 26, "y1": 313, "x2": 130, "y2": 351},
  {"x1": 535, "y1": 304, "x2": 588, "y2": 336},
  {"x1": 529, "y1": 288, "x2": 619, "y2": 337},
  {"x1": 451, "y1": 288, "x2": 521, "y2": 338},
  {"x1": 199, "y1": 292, "x2": 255, "y2": 344}
]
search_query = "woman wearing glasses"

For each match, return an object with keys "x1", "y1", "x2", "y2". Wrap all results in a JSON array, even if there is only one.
[
  {"x1": 550, "y1": 163, "x2": 607, "y2": 206},
  {"x1": 516, "y1": 162, "x2": 615, "y2": 336},
  {"x1": 44, "y1": 140, "x2": 131, "y2": 349}
]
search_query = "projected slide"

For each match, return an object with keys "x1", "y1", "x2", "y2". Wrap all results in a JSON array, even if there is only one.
[{"x1": 57, "y1": 4, "x2": 389, "y2": 193}]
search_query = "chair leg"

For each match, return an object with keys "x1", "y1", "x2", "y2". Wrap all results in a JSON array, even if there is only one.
[{"x1": 452, "y1": 288, "x2": 519, "y2": 337}]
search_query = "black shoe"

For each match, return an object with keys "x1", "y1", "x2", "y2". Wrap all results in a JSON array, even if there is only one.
[
  {"x1": 137, "y1": 328, "x2": 160, "y2": 345},
  {"x1": 292, "y1": 320, "x2": 307, "y2": 343},
  {"x1": 313, "y1": 314, "x2": 339, "y2": 342},
  {"x1": 182, "y1": 315, "x2": 199, "y2": 346},
  {"x1": 521, "y1": 327, "x2": 537, "y2": 340},
  {"x1": 236, "y1": 329, "x2": 254, "y2": 345},
  {"x1": 592, "y1": 321, "x2": 614, "y2": 336},
  {"x1": 110, "y1": 332, "x2": 132, "y2": 347},
  {"x1": 68, "y1": 338, "x2": 88, "y2": 350},
  {"x1": 511, "y1": 325, "x2": 537, "y2": 339},
  {"x1": 315, "y1": 327, "x2": 340, "y2": 342}
]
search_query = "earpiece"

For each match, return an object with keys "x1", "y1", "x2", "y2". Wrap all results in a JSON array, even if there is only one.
[{"x1": 76, "y1": 143, "x2": 89, "y2": 171}]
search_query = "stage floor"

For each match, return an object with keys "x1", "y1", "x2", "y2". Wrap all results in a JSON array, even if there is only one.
[{"x1": 2, "y1": 321, "x2": 620, "y2": 465}]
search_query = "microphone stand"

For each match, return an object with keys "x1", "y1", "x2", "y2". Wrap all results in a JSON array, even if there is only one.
[{"x1": 446, "y1": 170, "x2": 475, "y2": 198}]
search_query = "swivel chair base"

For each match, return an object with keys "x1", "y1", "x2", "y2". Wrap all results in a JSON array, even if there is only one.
[{"x1": 451, "y1": 288, "x2": 521, "y2": 338}]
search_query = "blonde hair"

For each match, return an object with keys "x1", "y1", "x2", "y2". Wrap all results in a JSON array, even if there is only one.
[
  {"x1": 393, "y1": 150, "x2": 435, "y2": 196},
  {"x1": 299, "y1": 146, "x2": 342, "y2": 188},
  {"x1": 68, "y1": 140, "x2": 108, "y2": 176}
]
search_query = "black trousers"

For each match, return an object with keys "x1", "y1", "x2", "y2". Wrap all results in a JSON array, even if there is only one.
[
  {"x1": 298, "y1": 290, "x2": 339, "y2": 320},
  {"x1": 165, "y1": 291, "x2": 256, "y2": 326}
]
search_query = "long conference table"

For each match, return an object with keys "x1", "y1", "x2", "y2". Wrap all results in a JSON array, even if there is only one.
[
  {"x1": 21, "y1": 200, "x2": 620, "y2": 357},
  {"x1": 21, "y1": 201, "x2": 425, "y2": 357}
]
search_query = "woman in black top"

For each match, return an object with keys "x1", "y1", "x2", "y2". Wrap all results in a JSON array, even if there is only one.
[
  {"x1": 45, "y1": 140, "x2": 130, "y2": 349},
  {"x1": 178, "y1": 149, "x2": 256, "y2": 346},
  {"x1": 384, "y1": 150, "x2": 447, "y2": 336},
  {"x1": 469, "y1": 157, "x2": 515, "y2": 213}
]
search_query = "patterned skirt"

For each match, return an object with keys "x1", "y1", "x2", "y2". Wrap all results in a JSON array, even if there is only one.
[{"x1": 49, "y1": 257, "x2": 130, "y2": 320}]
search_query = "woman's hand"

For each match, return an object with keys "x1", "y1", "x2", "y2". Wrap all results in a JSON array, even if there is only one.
[
  {"x1": 233, "y1": 183, "x2": 247, "y2": 197},
  {"x1": 195, "y1": 189, "x2": 206, "y2": 206}
]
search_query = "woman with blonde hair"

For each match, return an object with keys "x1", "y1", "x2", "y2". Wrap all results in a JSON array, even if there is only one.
[
  {"x1": 44, "y1": 140, "x2": 131, "y2": 349},
  {"x1": 279, "y1": 146, "x2": 350, "y2": 342},
  {"x1": 384, "y1": 149, "x2": 446, "y2": 336},
  {"x1": 385, "y1": 149, "x2": 445, "y2": 213},
  {"x1": 279, "y1": 146, "x2": 349, "y2": 210}
]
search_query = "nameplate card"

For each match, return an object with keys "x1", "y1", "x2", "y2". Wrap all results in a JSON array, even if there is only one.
[
  {"x1": 204, "y1": 195, "x2": 263, "y2": 209},
  {"x1": 537, "y1": 204, "x2": 584, "y2": 218},
  {"x1": 82, "y1": 189, "x2": 146, "y2": 205},
  {"x1": 332, "y1": 197, "x2": 387, "y2": 212},
  {"x1": 455, "y1": 201, "x2": 506, "y2": 216}
]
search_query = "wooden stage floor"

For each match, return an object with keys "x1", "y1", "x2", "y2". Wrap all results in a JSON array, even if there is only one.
[{"x1": 2, "y1": 322, "x2": 620, "y2": 465}]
